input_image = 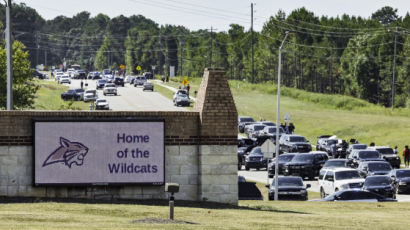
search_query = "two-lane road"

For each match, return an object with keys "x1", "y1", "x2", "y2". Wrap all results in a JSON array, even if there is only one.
[{"x1": 67, "y1": 79, "x2": 187, "y2": 111}]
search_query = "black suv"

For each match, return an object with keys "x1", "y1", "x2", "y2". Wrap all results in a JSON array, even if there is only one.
[
  {"x1": 284, "y1": 152, "x2": 328, "y2": 180},
  {"x1": 362, "y1": 175, "x2": 396, "y2": 199},
  {"x1": 244, "y1": 147, "x2": 267, "y2": 171},
  {"x1": 280, "y1": 134, "x2": 312, "y2": 153},
  {"x1": 369, "y1": 146, "x2": 401, "y2": 168},
  {"x1": 268, "y1": 153, "x2": 296, "y2": 178},
  {"x1": 114, "y1": 77, "x2": 124, "y2": 87}
]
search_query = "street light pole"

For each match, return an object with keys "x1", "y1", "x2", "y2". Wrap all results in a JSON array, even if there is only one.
[
  {"x1": 391, "y1": 27, "x2": 398, "y2": 109},
  {"x1": 274, "y1": 31, "x2": 291, "y2": 201},
  {"x1": 5, "y1": 0, "x2": 13, "y2": 110}
]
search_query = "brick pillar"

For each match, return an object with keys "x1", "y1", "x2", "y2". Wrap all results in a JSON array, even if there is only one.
[{"x1": 195, "y1": 68, "x2": 238, "y2": 204}]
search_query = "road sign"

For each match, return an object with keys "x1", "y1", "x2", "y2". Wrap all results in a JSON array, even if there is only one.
[
  {"x1": 182, "y1": 79, "x2": 189, "y2": 86},
  {"x1": 120, "y1": 64, "x2": 125, "y2": 70},
  {"x1": 284, "y1": 113, "x2": 291, "y2": 123},
  {"x1": 261, "y1": 139, "x2": 275, "y2": 158},
  {"x1": 136, "y1": 65, "x2": 141, "y2": 71}
]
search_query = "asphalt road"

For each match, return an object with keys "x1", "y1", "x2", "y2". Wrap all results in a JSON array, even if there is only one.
[
  {"x1": 238, "y1": 168, "x2": 410, "y2": 202},
  {"x1": 67, "y1": 79, "x2": 187, "y2": 111}
]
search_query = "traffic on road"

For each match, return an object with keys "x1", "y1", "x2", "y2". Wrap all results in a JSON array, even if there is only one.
[
  {"x1": 51, "y1": 68, "x2": 187, "y2": 111},
  {"x1": 237, "y1": 116, "x2": 410, "y2": 202}
]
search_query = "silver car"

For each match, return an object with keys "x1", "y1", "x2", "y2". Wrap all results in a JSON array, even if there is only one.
[
  {"x1": 103, "y1": 83, "x2": 117, "y2": 96},
  {"x1": 143, "y1": 82, "x2": 154, "y2": 91}
]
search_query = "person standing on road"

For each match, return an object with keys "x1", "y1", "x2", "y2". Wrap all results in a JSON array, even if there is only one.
[
  {"x1": 404, "y1": 146, "x2": 410, "y2": 168},
  {"x1": 187, "y1": 84, "x2": 190, "y2": 98},
  {"x1": 80, "y1": 80, "x2": 84, "y2": 89},
  {"x1": 289, "y1": 123, "x2": 295, "y2": 134},
  {"x1": 394, "y1": 146, "x2": 398, "y2": 155}
]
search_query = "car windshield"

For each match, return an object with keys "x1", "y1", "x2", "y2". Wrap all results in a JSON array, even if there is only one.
[
  {"x1": 376, "y1": 148, "x2": 394, "y2": 155},
  {"x1": 261, "y1": 122, "x2": 275, "y2": 126},
  {"x1": 240, "y1": 117, "x2": 254, "y2": 122},
  {"x1": 99, "y1": 80, "x2": 106, "y2": 84},
  {"x1": 358, "y1": 151, "x2": 380, "y2": 159},
  {"x1": 178, "y1": 94, "x2": 188, "y2": 98},
  {"x1": 75, "y1": 89, "x2": 84, "y2": 93},
  {"x1": 335, "y1": 170, "x2": 361, "y2": 180},
  {"x1": 364, "y1": 176, "x2": 391, "y2": 186},
  {"x1": 289, "y1": 136, "x2": 306, "y2": 142},
  {"x1": 267, "y1": 127, "x2": 284, "y2": 134},
  {"x1": 251, "y1": 147, "x2": 262, "y2": 155},
  {"x1": 368, "y1": 163, "x2": 392, "y2": 171},
  {"x1": 105, "y1": 84, "x2": 115, "y2": 87},
  {"x1": 396, "y1": 170, "x2": 410, "y2": 178},
  {"x1": 278, "y1": 154, "x2": 295, "y2": 162},
  {"x1": 353, "y1": 144, "x2": 367, "y2": 149},
  {"x1": 324, "y1": 160, "x2": 346, "y2": 168},
  {"x1": 292, "y1": 154, "x2": 313, "y2": 163},
  {"x1": 67, "y1": 90, "x2": 75, "y2": 93},
  {"x1": 253, "y1": 125, "x2": 265, "y2": 131},
  {"x1": 327, "y1": 140, "x2": 338, "y2": 145},
  {"x1": 277, "y1": 177, "x2": 303, "y2": 186},
  {"x1": 97, "y1": 99, "x2": 107, "y2": 103},
  {"x1": 86, "y1": 90, "x2": 96, "y2": 94}
]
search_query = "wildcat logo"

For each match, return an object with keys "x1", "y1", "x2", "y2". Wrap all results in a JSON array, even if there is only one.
[{"x1": 42, "y1": 137, "x2": 89, "y2": 168}]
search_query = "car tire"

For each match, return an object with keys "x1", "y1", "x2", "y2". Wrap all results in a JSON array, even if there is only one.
[
  {"x1": 335, "y1": 188, "x2": 339, "y2": 193},
  {"x1": 320, "y1": 188, "x2": 326, "y2": 198},
  {"x1": 245, "y1": 166, "x2": 250, "y2": 171},
  {"x1": 103, "y1": 93, "x2": 106, "y2": 96},
  {"x1": 268, "y1": 196, "x2": 273, "y2": 201},
  {"x1": 238, "y1": 163, "x2": 242, "y2": 170}
]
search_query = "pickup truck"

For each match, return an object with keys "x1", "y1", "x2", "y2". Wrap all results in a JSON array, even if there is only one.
[{"x1": 61, "y1": 88, "x2": 84, "y2": 101}]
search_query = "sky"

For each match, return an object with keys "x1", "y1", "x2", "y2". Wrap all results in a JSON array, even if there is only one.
[{"x1": 14, "y1": 0, "x2": 410, "y2": 32}]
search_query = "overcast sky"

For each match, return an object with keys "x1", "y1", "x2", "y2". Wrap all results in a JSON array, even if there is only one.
[{"x1": 14, "y1": 0, "x2": 410, "y2": 31}]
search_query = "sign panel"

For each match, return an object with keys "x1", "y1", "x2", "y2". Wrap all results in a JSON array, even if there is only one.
[
  {"x1": 182, "y1": 79, "x2": 189, "y2": 86},
  {"x1": 120, "y1": 64, "x2": 125, "y2": 70},
  {"x1": 34, "y1": 119, "x2": 164, "y2": 186},
  {"x1": 136, "y1": 65, "x2": 141, "y2": 71},
  {"x1": 261, "y1": 139, "x2": 275, "y2": 158},
  {"x1": 284, "y1": 113, "x2": 291, "y2": 123}
]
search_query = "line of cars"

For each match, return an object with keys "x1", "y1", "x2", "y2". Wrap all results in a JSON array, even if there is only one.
[{"x1": 238, "y1": 115, "x2": 407, "y2": 201}]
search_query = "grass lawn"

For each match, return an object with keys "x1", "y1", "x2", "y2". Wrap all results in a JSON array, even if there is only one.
[
  {"x1": 1, "y1": 198, "x2": 409, "y2": 229},
  {"x1": 33, "y1": 80, "x2": 91, "y2": 110}
]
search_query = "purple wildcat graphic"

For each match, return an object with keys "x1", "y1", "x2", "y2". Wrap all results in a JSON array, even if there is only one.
[{"x1": 42, "y1": 137, "x2": 89, "y2": 168}]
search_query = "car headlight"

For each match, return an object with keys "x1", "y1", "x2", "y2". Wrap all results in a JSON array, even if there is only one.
[
  {"x1": 340, "y1": 184, "x2": 350, "y2": 189},
  {"x1": 396, "y1": 157, "x2": 400, "y2": 160},
  {"x1": 399, "y1": 181, "x2": 407, "y2": 186},
  {"x1": 301, "y1": 189, "x2": 307, "y2": 194}
]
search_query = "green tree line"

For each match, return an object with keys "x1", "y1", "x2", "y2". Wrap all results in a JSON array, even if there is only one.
[{"x1": 1, "y1": 3, "x2": 410, "y2": 107}]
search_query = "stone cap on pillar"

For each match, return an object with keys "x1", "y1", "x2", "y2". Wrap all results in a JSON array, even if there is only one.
[{"x1": 194, "y1": 68, "x2": 238, "y2": 137}]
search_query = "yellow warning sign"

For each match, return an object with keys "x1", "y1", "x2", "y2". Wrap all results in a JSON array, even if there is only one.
[
  {"x1": 136, "y1": 65, "x2": 141, "y2": 71},
  {"x1": 182, "y1": 79, "x2": 189, "y2": 86},
  {"x1": 120, "y1": 64, "x2": 125, "y2": 70}
]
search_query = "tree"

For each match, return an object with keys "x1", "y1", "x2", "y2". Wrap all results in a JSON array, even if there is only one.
[
  {"x1": 0, "y1": 41, "x2": 38, "y2": 109},
  {"x1": 372, "y1": 6, "x2": 400, "y2": 25}
]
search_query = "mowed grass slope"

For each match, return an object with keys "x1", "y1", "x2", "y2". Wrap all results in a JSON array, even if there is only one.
[
  {"x1": 1, "y1": 201, "x2": 410, "y2": 229},
  {"x1": 33, "y1": 80, "x2": 90, "y2": 110},
  {"x1": 230, "y1": 80, "x2": 410, "y2": 150}
]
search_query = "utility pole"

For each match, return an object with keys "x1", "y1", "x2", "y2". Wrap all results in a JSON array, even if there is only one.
[
  {"x1": 36, "y1": 33, "x2": 40, "y2": 67},
  {"x1": 180, "y1": 39, "x2": 184, "y2": 76},
  {"x1": 5, "y1": 0, "x2": 13, "y2": 110},
  {"x1": 209, "y1": 26, "x2": 213, "y2": 68},
  {"x1": 44, "y1": 50, "x2": 47, "y2": 69},
  {"x1": 251, "y1": 3, "x2": 254, "y2": 83},
  {"x1": 391, "y1": 26, "x2": 398, "y2": 109}
]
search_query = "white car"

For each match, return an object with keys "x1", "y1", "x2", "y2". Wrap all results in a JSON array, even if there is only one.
[
  {"x1": 172, "y1": 89, "x2": 188, "y2": 102},
  {"x1": 103, "y1": 83, "x2": 117, "y2": 96},
  {"x1": 55, "y1": 72, "x2": 64, "y2": 81},
  {"x1": 83, "y1": 89, "x2": 98, "y2": 102},
  {"x1": 95, "y1": 98, "x2": 109, "y2": 110},
  {"x1": 319, "y1": 168, "x2": 365, "y2": 198},
  {"x1": 58, "y1": 75, "x2": 71, "y2": 84}
]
